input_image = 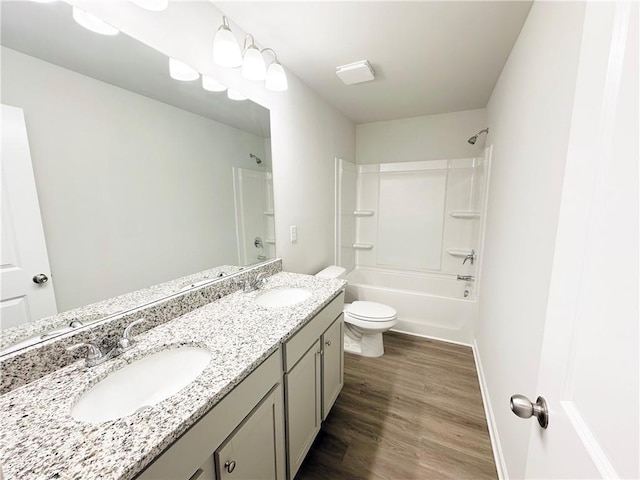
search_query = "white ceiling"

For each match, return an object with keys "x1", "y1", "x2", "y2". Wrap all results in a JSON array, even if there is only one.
[{"x1": 216, "y1": 1, "x2": 533, "y2": 124}]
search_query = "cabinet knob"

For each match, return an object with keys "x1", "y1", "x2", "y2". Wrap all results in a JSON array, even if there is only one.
[
  {"x1": 325, "y1": 340, "x2": 332, "y2": 347},
  {"x1": 224, "y1": 460, "x2": 236, "y2": 474}
]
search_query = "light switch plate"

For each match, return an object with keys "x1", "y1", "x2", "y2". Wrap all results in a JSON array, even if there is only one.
[{"x1": 290, "y1": 225, "x2": 297, "y2": 243}]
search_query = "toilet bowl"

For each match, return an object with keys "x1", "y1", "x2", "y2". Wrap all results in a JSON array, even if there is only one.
[{"x1": 316, "y1": 266, "x2": 397, "y2": 357}]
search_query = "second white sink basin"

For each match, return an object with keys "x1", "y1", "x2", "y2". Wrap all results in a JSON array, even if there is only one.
[
  {"x1": 71, "y1": 346, "x2": 211, "y2": 423},
  {"x1": 255, "y1": 288, "x2": 311, "y2": 308}
]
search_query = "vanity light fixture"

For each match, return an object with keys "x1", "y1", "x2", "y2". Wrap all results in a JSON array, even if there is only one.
[
  {"x1": 202, "y1": 75, "x2": 227, "y2": 92},
  {"x1": 72, "y1": 7, "x2": 119, "y2": 36},
  {"x1": 213, "y1": 16, "x2": 242, "y2": 68},
  {"x1": 262, "y1": 48, "x2": 288, "y2": 92},
  {"x1": 169, "y1": 58, "x2": 199, "y2": 81},
  {"x1": 227, "y1": 89, "x2": 247, "y2": 101},
  {"x1": 241, "y1": 35, "x2": 267, "y2": 81},
  {"x1": 131, "y1": 0, "x2": 168, "y2": 12}
]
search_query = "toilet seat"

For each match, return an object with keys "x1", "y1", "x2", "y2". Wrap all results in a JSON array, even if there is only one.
[{"x1": 345, "y1": 301, "x2": 397, "y2": 322}]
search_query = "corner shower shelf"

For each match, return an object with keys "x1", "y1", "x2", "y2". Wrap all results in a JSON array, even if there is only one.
[
  {"x1": 353, "y1": 243, "x2": 374, "y2": 250},
  {"x1": 449, "y1": 211, "x2": 481, "y2": 219},
  {"x1": 353, "y1": 210, "x2": 375, "y2": 217},
  {"x1": 447, "y1": 248, "x2": 474, "y2": 257}
]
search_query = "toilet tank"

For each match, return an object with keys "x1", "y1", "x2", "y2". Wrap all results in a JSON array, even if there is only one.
[{"x1": 315, "y1": 265, "x2": 347, "y2": 279}]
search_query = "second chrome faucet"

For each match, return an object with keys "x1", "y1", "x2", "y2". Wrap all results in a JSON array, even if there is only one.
[{"x1": 67, "y1": 317, "x2": 146, "y2": 367}]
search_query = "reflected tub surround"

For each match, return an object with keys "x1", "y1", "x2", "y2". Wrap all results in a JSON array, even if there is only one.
[{"x1": 0, "y1": 259, "x2": 282, "y2": 394}]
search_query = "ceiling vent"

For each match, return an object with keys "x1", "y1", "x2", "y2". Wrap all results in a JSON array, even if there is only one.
[{"x1": 336, "y1": 60, "x2": 375, "y2": 85}]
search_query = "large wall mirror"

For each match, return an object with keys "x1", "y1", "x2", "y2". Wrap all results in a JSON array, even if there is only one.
[{"x1": 0, "y1": 1, "x2": 275, "y2": 354}]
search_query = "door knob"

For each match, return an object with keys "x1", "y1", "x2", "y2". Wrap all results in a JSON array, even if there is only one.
[
  {"x1": 32, "y1": 273, "x2": 49, "y2": 284},
  {"x1": 510, "y1": 394, "x2": 549, "y2": 428}
]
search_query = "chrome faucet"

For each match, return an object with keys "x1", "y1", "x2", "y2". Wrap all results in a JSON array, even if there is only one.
[
  {"x1": 117, "y1": 317, "x2": 146, "y2": 352},
  {"x1": 67, "y1": 318, "x2": 146, "y2": 367},
  {"x1": 66, "y1": 342, "x2": 116, "y2": 367},
  {"x1": 463, "y1": 249, "x2": 476, "y2": 265},
  {"x1": 242, "y1": 272, "x2": 269, "y2": 293}
]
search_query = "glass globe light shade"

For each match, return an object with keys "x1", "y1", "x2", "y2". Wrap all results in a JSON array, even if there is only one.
[
  {"x1": 241, "y1": 46, "x2": 267, "y2": 81},
  {"x1": 265, "y1": 61, "x2": 288, "y2": 92}
]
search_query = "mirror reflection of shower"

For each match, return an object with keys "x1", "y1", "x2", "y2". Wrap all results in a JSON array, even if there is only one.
[
  {"x1": 468, "y1": 128, "x2": 489, "y2": 145},
  {"x1": 232, "y1": 152, "x2": 275, "y2": 265}
]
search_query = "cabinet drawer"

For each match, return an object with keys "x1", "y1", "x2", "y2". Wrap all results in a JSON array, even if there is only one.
[
  {"x1": 136, "y1": 349, "x2": 282, "y2": 480},
  {"x1": 283, "y1": 291, "x2": 344, "y2": 372}
]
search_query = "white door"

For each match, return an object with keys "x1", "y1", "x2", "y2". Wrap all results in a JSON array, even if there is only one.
[
  {"x1": 1, "y1": 105, "x2": 57, "y2": 329},
  {"x1": 523, "y1": 3, "x2": 638, "y2": 478}
]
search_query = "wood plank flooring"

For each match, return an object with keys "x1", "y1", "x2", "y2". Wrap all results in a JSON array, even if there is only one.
[{"x1": 296, "y1": 332, "x2": 497, "y2": 480}]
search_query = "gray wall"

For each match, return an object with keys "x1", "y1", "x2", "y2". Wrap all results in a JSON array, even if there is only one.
[{"x1": 474, "y1": 2, "x2": 586, "y2": 477}]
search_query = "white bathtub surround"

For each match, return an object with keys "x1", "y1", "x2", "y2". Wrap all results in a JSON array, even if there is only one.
[
  {"x1": 345, "y1": 267, "x2": 476, "y2": 345},
  {"x1": 354, "y1": 159, "x2": 486, "y2": 277},
  {"x1": 335, "y1": 156, "x2": 489, "y2": 345}
]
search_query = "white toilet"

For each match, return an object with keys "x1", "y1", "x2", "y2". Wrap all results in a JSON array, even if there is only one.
[{"x1": 316, "y1": 266, "x2": 397, "y2": 357}]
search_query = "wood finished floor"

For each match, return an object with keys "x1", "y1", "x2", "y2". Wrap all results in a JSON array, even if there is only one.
[{"x1": 296, "y1": 332, "x2": 497, "y2": 480}]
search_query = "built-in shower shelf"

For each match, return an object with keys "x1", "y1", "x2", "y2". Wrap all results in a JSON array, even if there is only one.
[
  {"x1": 353, "y1": 210, "x2": 375, "y2": 217},
  {"x1": 447, "y1": 248, "x2": 474, "y2": 257},
  {"x1": 263, "y1": 210, "x2": 275, "y2": 216},
  {"x1": 449, "y1": 211, "x2": 481, "y2": 219},
  {"x1": 264, "y1": 238, "x2": 276, "y2": 245},
  {"x1": 353, "y1": 243, "x2": 374, "y2": 250}
]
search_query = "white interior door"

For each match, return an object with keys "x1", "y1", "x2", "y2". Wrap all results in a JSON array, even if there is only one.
[
  {"x1": 1, "y1": 105, "x2": 57, "y2": 329},
  {"x1": 524, "y1": 3, "x2": 638, "y2": 478}
]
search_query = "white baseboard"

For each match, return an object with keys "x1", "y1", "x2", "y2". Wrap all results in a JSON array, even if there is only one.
[
  {"x1": 472, "y1": 339, "x2": 507, "y2": 480},
  {"x1": 389, "y1": 327, "x2": 472, "y2": 348},
  {"x1": 392, "y1": 318, "x2": 473, "y2": 346}
]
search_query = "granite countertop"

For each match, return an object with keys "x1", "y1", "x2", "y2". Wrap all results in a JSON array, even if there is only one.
[
  {"x1": 1, "y1": 265, "x2": 241, "y2": 352},
  {"x1": 0, "y1": 272, "x2": 346, "y2": 480}
]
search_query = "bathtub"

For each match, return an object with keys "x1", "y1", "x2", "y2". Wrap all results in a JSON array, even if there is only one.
[{"x1": 344, "y1": 267, "x2": 476, "y2": 344}]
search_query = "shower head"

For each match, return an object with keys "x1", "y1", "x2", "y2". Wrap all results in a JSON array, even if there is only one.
[
  {"x1": 249, "y1": 153, "x2": 262, "y2": 164},
  {"x1": 468, "y1": 128, "x2": 489, "y2": 145}
]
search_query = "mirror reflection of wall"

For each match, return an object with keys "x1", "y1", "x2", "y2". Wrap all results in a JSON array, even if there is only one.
[{"x1": 0, "y1": 2, "x2": 274, "y2": 338}]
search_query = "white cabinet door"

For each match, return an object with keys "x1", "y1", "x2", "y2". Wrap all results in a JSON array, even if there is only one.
[
  {"x1": 215, "y1": 384, "x2": 286, "y2": 480},
  {"x1": 285, "y1": 340, "x2": 322, "y2": 479},
  {"x1": 321, "y1": 315, "x2": 344, "y2": 421},
  {"x1": 524, "y1": 3, "x2": 638, "y2": 478},
  {"x1": 1, "y1": 105, "x2": 57, "y2": 329}
]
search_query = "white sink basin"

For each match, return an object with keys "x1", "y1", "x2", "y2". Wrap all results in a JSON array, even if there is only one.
[
  {"x1": 255, "y1": 288, "x2": 311, "y2": 308},
  {"x1": 71, "y1": 346, "x2": 210, "y2": 423}
]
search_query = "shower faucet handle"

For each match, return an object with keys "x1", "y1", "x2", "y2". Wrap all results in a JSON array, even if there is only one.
[{"x1": 462, "y1": 249, "x2": 476, "y2": 265}]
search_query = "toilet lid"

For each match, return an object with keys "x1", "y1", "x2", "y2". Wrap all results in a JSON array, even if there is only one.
[{"x1": 346, "y1": 301, "x2": 397, "y2": 321}]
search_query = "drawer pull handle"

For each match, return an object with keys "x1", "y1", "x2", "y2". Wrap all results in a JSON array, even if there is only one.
[
  {"x1": 225, "y1": 460, "x2": 236, "y2": 474},
  {"x1": 325, "y1": 340, "x2": 332, "y2": 347}
]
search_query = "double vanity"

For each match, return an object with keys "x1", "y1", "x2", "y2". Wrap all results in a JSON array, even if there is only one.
[{"x1": 0, "y1": 269, "x2": 346, "y2": 480}]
